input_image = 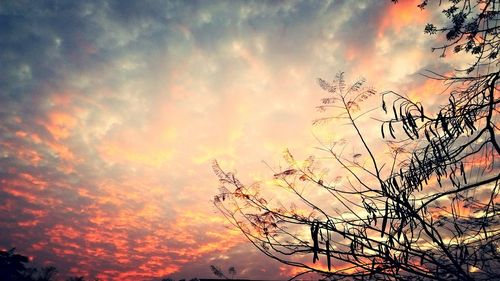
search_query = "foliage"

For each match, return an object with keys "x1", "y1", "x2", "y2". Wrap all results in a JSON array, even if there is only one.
[
  {"x1": 0, "y1": 248, "x2": 102, "y2": 281},
  {"x1": 394, "y1": 0, "x2": 499, "y2": 73},
  {"x1": 0, "y1": 248, "x2": 30, "y2": 281},
  {"x1": 210, "y1": 265, "x2": 237, "y2": 279},
  {"x1": 33, "y1": 266, "x2": 58, "y2": 281},
  {"x1": 213, "y1": 0, "x2": 499, "y2": 280}
]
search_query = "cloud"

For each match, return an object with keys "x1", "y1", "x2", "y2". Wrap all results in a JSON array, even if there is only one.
[{"x1": 0, "y1": 0, "x2": 461, "y2": 280}]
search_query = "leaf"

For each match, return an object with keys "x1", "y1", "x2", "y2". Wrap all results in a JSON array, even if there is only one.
[
  {"x1": 321, "y1": 97, "x2": 338, "y2": 104},
  {"x1": 311, "y1": 221, "x2": 320, "y2": 263},
  {"x1": 210, "y1": 265, "x2": 225, "y2": 278},
  {"x1": 424, "y1": 129, "x2": 431, "y2": 142},
  {"x1": 283, "y1": 149, "x2": 295, "y2": 165},
  {"x1": 312, "y1": 117, "x2": 334, "y2": 126},
  {"x1": 424, "y1": 23, "x2": 437, "y2": 34},
  {"x1": 389, "y1": 121, "x2": 396, "y2": 139},
  {"x1": 392, "y1": 177, "x2": 399, "y2": 190},
  {"x1": 212, "y1": 160, "x2": 228, "y2": 181},
  {"x1": 326, "y1": 239, "x2": 331, "y2": 271},
  {"x1": 337, "y1": 72, "x2": 345, "y2": 92},
  {"x1": 318, "y1": 78, "x2": 336, "y2": 93},
  {"x1": 381, "y1": 199, "x2": 389, "y2": 237},
  {"x1": 303, "y1": 155, "x2": 314, "y2": 170},
  {"x1": 350, "y1": 77, "x2": 365, "y2": 92}
]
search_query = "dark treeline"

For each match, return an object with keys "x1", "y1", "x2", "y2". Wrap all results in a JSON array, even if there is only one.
[
  {"x1": 1, "y1": 248, "x2": 230, "y2": 281},
  {"x1": 1, "y1": 248, "x2": 93, "y2": 281}
]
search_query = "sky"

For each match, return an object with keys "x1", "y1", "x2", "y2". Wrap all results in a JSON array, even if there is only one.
[{"x1": 0, "y1": 0, "x2": 463, "y2": 280}]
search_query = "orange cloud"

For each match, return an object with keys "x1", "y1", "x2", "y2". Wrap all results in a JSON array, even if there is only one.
[
  {"x1": 98, "y1": 126, "x2": 177, "y2": 168},
  {"x1": 1, "y1": 140, "x2": 42, "y2": 165},
  {"x1": 41, "y1": 111, "x2": 78, "y2": 141},
  {"x1": 378, "y1": 0, "x2": 428, "y2": 38},
  {"x1": 2, "y1": 182, "x2": 38, "y2": 204}
]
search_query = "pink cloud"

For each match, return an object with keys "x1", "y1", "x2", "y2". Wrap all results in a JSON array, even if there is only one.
[{"x1": 377, "y1": 0, "x2": 429, "y2": 38}]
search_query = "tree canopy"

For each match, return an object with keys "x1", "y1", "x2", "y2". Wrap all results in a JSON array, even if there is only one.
[{"x1": 213, "y1": 1, "x2": 499, "y2": 280}]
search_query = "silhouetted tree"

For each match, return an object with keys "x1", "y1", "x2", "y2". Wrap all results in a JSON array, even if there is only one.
[
  {"x1": 213, "y1": 1, "x2": 498, "y2": 280},
  {"x1": 32, "y1": 266, "x2": 58, "y2": 281},
  {"x1": 228, "y1": 267, "x2": 236, "y2": 279},
  {"x1": 0, "y1": 248, "x2": 30, "y2": 281},
  {"x1": 209, "y1": 265, "x2": 236, "y2": 279},
  {"x1": 394, "y1": 0, "x2": 498, "y2": 74},
  {"x1": 0, "y1": 248, "x2": 62, "y2": 281},
  {"x1": 0, "y1": 248, "x2": 103, "y2": 281}
]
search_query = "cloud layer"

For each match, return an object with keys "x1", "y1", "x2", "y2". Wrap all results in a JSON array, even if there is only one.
[{"x1": 0, "y1": 0, "x2": 456, "y2": 280}]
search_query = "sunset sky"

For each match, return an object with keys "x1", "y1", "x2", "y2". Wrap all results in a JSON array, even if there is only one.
[{"x1": 0, "y1": 0, "x2": 464, "y2": 280}]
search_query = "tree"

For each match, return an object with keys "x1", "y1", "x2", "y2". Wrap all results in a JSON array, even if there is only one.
[
  {"x1": 0, "y1": 248, "x2": 31, "y2": 281},
  {"x1": 32, "y1": 266, "x2": 58, "y2": 281},
  {"x1": 213, "y1": 1, "x2": 498, "y2": 280},
  {"x1": 209, "y1": 265, "x2": 237, "y2": 279}
]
